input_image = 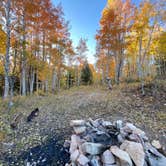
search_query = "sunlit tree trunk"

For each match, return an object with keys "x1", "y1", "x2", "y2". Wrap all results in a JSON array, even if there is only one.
[
  {"x1": 21, "y1": 10, "x2": 27, "y2": 96},
  {"x1": 30, "y1": 67, "x2": 35, "y2": 94},
  {"x1": 4, "y1": 0, "x2": 11, "y2": 99},
  {"x1": 52, "y1": 69, "x2": 57, "y2": 93}
]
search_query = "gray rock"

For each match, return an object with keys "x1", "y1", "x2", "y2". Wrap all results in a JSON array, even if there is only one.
[
  {"x1": 132, "y1": 128, "x2": 145, "y2": 138},
  {"x1": 64, "y1": 140, "x2": 71, "y2": 148},
  {"x1": 89, "y1": 118, "x2": 103, "y2": 128},
  {"x1": 77, "y1": 154, "x2": 90, "y2": 165},
  {"x1": 110, "y1": 146, "x2": 132, "y2": 166},
  {"x1": 117, "y1": 134, "x2": 125, "y2": 143},
  {"x1": 81, "y1": 142, "x2": 106, "y2": 155},
  {"x1": 101, "y1": 150, "x2": 115, "y2": 165},
  {"x1": 70, "y1": 149, "x2": 80, "y2": 162},
  {"x1": 90, "y1": 156, "x2": 102, "y2": 166},
  {"x1": 145, "y1": 142, "x2": 166, "y2": 166},
  {"x1": 73, "y1": 126, "x2": 86, "y2": 134},
  {"x1": 120, "y1": 140, "x2": 145, "y2": 166},
  {"x1": 151, "y1": 140, "x2": 162, "y2": 150},
  {"x1": 123, "y1": 123, "x2": 136, "y2": 133},
  {"x1": 123, "y1": 123, "x2": 146, "y2": 139},
  {"x1": 128, "y1": 133, "x2": 140, "y2": 142},
  {"x1": 70, "y1": 120, "x2": 86, "y2": 127},
  {"x1": 102, "y1": 121, "x2": 113, "y2": 128},
  {"x1": 69, "y1": 135, "x2": 81, "y2": 153}
]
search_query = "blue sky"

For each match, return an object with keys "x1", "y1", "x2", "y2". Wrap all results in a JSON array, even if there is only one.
[{"x1": 52, "y1": 0, "x2": 140, "y2": 64}]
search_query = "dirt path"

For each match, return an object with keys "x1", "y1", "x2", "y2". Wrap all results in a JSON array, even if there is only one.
[{"x1": 0, "y1": 85, "x2": 165, "y2": 165}]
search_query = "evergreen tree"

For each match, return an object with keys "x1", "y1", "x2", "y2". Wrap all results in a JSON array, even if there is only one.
[{"x1": 81, "y1": 61, "x2": 93, "y2": 85}]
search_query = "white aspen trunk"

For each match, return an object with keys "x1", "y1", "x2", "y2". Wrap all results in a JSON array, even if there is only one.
[
  {"x1": 115, "y1": 56, "x2": 120, "y2": 85},
  {"x1": 45, "y1": 80, "x2": 48, "y2": 93},
  {"x1": 4, "y1": 0, "x2": 11, "y2": 99},
  {"x1": 67, "y1": 71, "x2": 70, "y2": 89},
  {"x1": 137, "y1": 36, "x2": 145, "y2": 95},
  {"x1": 21, "y1": 63, "x2": 26, "y2": 95},
  {"x1": 102, "y1": 68, "x2": 105, "y2": 85},
  {"x1": 52, "y1": 70, "x2": 57, "y2": 93},
  {"x1": 21, "y1": 10, "x2": 26, "y2": 96},
  {"x1": 36, "y1": 70, "x2": 38, "y2": 93},
  {"x1": 30, "y1": 68, "x2": 35, "y2": 94}
]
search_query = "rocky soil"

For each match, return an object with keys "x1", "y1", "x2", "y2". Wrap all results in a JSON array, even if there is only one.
[{"x1": 0, "y1": 83, "x2": 165, "y2": 165}]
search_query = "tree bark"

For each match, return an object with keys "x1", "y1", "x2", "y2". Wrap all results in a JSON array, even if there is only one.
[
  {"x1": 52, "y1": 69, "x2": 57, "y2": 93},
  {"x1": 30, "y1": 67, "x2": 35, "y2": 94},
  {"x1": 21, "y1": 9, "x2": 26, "y2": 96},
  {"x1": 4, "y1": 0, "x2": 11, "y2": 99}
]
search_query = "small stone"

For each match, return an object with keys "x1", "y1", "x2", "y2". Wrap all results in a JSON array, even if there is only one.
[
  {"x1": 70, "y1": 120, "x2": 86, "y2": 127},
  {"x1": 26, "y1": 162, "x2": 31, "y2": 166},
  {"x1": 81, "y1": 142, "x2": 106, "y2": 155},
  {"x1": 70, "y1": 149, "x2": 80, "y2": 162},
  {"x1": 64, "y1": 140, "x2": 71, "y2": 148},
  {"x1": 151, "y1": 140, "x2": 162, "y2": 149},
  {"x1": 110, "y1": 146, "x2": 132, "y2": 166},
  {"x1": 101, "y1": 150, "x2": 115, "y2": 164},
  {"x1": 120, "y1": 140, "x2": 145, "y2": 166},
  {"x1": 90, "y1": 156, "x2": 102, "y2": 166},
  {"x1": 73, "y1": 126, "x2": 86, "y2": 134},
  {"x1": 77, "y1": 154, "x2": 89, "y2": 165}
]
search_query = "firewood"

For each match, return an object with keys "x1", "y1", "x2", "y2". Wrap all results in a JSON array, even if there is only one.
[
  {"x1": 10, "y1": 113, "x2": 23, "y2": 129},
  {"x1": 27, "y1": 108, "x2": 39, "y2": 122}
]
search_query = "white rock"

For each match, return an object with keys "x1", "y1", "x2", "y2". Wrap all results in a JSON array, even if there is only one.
[
  {"x1": 70, "y1": 120, "x2": 86, "y2": 127},
  {"x1": 101, "y1": 150, "x2": 115, "y2": 164},
  {"x1": 77, "y1": 154, "x2": 89, "y2": 165},
  {"x1": 132, "y1": 128, "x2": 145, "y2": 137},
  {"x1": 73, "y1": 126, "x2": 86, "y2": 134},
  {"x1": 116, "y1": 120, "x2": 123, "y2": 129},
  {"x1": 102, "y1": 121, "x2": 113, "y2": 127},
  {"x1": 69, "y1": 135, "x2": 81, "y2": 153},
  {"x1": 120, "y1": 140, "x2": 145, "y2": 166},
  {"x1": 123, "y1": 123, "x2": 136, "y2": 133},
  {"x1": 123, "y1": 123, "x2": 146, "y2": 139},
  {"x1": 81, "y1": 142, "x2": 106, "y2": 155},
  {"x1": 151, "y1": 140, "x2": 162, "y2": 149},
  {"x1": 26, "y1": 162, "x2": 31, "y2": 166},
  {"x1": 110, "y1": 146, "x2": 132, "y2": 166},
  {"x1": 70, "y1": 149, "x2": 80, "y2": 162}
]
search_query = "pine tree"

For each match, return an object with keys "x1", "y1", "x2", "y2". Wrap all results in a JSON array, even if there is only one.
[{"x1": 81, "y1": 61, "x2": 93, "y2": 85}]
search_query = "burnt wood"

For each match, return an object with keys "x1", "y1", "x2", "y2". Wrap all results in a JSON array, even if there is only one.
[{"x1": 27, "y1": 108, "x2": 39, "y2": 122}]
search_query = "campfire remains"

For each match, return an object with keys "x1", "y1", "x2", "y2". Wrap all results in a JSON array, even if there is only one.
[{"x1": 64, "y1": 119, "x2": 166, "y2": 166}]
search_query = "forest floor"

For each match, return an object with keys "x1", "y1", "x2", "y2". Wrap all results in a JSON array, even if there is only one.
[{"x1": 0, "y1": 81, "x2": 166, "y2": 165}]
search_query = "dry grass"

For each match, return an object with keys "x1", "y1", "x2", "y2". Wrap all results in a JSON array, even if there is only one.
[{"x1": 0, "y1": 82, "x2": 166, "y2": 164}]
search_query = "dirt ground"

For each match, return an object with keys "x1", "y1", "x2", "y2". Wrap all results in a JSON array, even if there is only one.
[{"x1": 0, "y1": 82, "x2": 166, "y2": 165}]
